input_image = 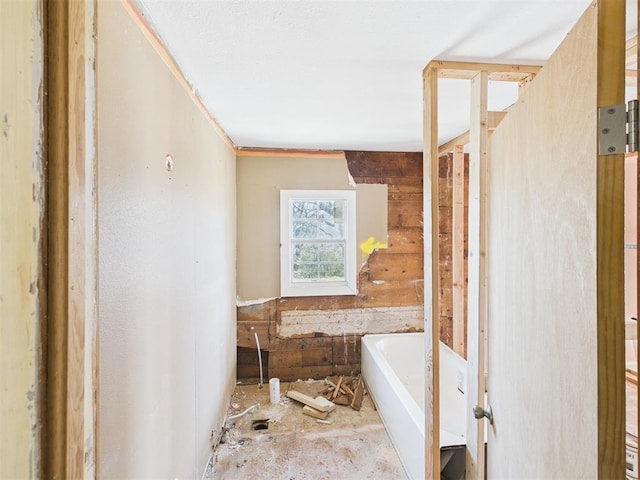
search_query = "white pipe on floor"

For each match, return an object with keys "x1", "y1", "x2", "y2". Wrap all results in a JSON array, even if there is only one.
[{"x1": 227, "y1": 403, "x2": 260, "y2": 420}]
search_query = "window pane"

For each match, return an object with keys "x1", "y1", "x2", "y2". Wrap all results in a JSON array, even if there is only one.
[
  {"x1": 319, "y1": 244, "x2": 344, "y2": 262},
  {"x1": 316, "y1": 219, "x2": 343, "y2": 239},
  {"x1": 293, "y1": 243, "x2": 318, "y2": 263},
  {"x1": 292, "y1": 263, "x2": 318, "y2": 281},
  {"x1": 292, "y1": 201, "x2": 317, "y2": 219},
  {"x1": 319, "y1": 263, "x2": 345, "y2": 281},
  {"x1": 292, "y1": 221, "x2": 317, "y2": 238}
]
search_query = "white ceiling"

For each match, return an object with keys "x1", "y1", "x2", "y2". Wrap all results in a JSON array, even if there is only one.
[{"x1": 135, "y1": 0, "x2": 637, "y2": 152}]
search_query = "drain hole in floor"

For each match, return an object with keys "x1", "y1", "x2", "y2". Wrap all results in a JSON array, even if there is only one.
[{"x1": 252, "y1": 419, "x2": 269, "y2": 431}]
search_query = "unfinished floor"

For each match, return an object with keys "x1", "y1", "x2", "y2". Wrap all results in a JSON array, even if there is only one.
[{"x1": 208, "y1": 379, "x2": 407, "y2": 479}]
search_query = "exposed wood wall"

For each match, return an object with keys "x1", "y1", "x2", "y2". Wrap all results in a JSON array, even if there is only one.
[
  {"x1": 438, "y1": 153, "x2": 469, "y2": 353},
  {"x1": 237, "y1": 151, "x2": 426, "y2": 381}
]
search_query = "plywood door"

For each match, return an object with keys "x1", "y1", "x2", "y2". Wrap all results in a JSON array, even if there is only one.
[{"x1": 485, "y1": 2, "x2": 625, "y2": 478}]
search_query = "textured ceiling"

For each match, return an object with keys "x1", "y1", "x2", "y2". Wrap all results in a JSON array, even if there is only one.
[{"x1": 135, "y1": 0, "x2": 636, "y2": 152}]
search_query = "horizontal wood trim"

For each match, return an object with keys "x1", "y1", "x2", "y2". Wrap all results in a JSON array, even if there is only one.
[{"x1": 236, "y1": 148, "x2": 345, "y2": 158}]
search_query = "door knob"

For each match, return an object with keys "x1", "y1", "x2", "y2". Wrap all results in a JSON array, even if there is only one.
[{"x1": 473, "y1": 404, "x2": 493, "y2": 425}]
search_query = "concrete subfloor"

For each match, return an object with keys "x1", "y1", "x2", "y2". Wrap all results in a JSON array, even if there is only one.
[{"x1": 208, "y1": 379, "x2": 408, "y2": 480}]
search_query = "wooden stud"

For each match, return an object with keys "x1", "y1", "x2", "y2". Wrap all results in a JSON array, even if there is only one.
[
  {"x1": 46, "y1": 1, "x2": 98, "y2": 477},
  {"x1": 596, "y1": 0, "x2": 626, "y2": 476},
  {"x1": 452, "y1": 145, "x2": 466, "y2": 358},
  {"x1": 466, "y1": 70, "x2": 488, "y2": 480},
  {"x1": 423, "y1": 63, "x2": 440, "y2": 480}
]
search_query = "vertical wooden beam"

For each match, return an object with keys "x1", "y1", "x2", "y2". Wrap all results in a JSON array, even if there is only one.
[
  {"x1": 423, "y1": 64, "x2": 440, "y2": 479},
  {"x1": 0, "y1": 1, "x2": 45, "y2": 478},
  {"x1": 46, "y1": 0, "x2": 98, "y2": 478},
  {"x1": 452, "y1": 145, "x2": 466, "y2": 357},
  {"x1": 596, "y1": 0, "x2": 626, "y2": 477},
  {"x1": 466, "y1": 70, "x2": 488, "y2": 480}
]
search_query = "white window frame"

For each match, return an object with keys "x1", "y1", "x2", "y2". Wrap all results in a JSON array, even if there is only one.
[{"x1": 280, "y1": 189, "x2": 357, "y2": 297}]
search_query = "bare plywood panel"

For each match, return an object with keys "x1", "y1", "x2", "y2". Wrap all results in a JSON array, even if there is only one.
[{"x1": 486, "y1": 2, "x2": 625, "y2": 477}]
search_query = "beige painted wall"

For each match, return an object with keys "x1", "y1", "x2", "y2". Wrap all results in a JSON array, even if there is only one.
[
  {"x1": 97, "y1": 2, "x2": 236, "y2": 478},
  {"x1": 236, "y1": 153, "x2": 387, "y2": 301},
  {"x1": 0, "y1": 1, "x2": 44, "y2": 478}
]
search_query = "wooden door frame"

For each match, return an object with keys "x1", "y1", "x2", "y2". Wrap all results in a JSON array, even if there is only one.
[
  {"x1": 422, "y1": 61, "x2": 538, "y2": 479},
  {"x1": 45, "y1": 0, "x2": 98, "y2": 478}
]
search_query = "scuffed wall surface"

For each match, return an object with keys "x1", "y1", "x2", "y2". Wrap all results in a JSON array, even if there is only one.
[
  {"x1": 0, "y1": 1, "x2": 43, "y2": 477},
  {"x1": 97, "y1": 2, "x2": 236, "y2": 478}
]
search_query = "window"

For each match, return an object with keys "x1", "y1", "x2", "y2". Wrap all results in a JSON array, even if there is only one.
[{"x1": 280, "y1": 190, "x2": 357, "y2": 297}]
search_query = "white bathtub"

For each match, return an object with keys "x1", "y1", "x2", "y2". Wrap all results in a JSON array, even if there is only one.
[{"x1": 361, "y1": 332, "x2": 466, "y2": 480}]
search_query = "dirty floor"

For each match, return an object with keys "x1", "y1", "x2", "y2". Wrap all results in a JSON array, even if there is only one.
[{"x1": 207, "y1": 379, "x2": 408, "y2": 480}]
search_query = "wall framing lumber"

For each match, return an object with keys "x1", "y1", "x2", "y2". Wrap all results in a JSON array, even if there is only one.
[
  {"x1": 427, "y1": 60, "x2": 541, "y2": 82},
  {"x1": 452, "y1": 145, "x2": 466, "y2": 358},
  {"x1": 466, "y1": 71, "x2": 488, "y2": 480},
  {"x1": 46, "y1": 1, "x2": 98, "y2": 478},
  {"x1": 595, "y1": 0, "x2": 626, "y2": 476},
  {"x1": 423, "y1": 64, "x2": 440, "y2": 480}
]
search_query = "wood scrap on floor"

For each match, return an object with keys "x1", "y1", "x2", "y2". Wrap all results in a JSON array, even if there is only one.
[
  {"x1": 302, "y1": 405, "x2": 329, "y2": 420},
  {"x1": 320, "y1": 375, "x2": 367, "y2": 411},
  {"x1": 287, "y1": 389, "x2": 336, "y2": 419}
]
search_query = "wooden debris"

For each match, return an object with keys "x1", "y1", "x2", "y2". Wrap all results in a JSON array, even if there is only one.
[
  {"x1": 331, "y1": 377, "x2": 344, "y2": 400},
  {"x1": 350, "y1": 378, "x2": 365, "y2": 411},
  {"x1": 302, "y1": 405, "x2": 329, "y2": 420},
  {"x1": 287, "y1": 390, "x2": 336, "y2": 412},
  {"x1": 333, "y1": 394, "x2": 351, "y2": 406}
]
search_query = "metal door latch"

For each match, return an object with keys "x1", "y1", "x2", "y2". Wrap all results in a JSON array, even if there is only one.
[{"x1": 473, "y1": 404, "x2": 494, "y2": 425}]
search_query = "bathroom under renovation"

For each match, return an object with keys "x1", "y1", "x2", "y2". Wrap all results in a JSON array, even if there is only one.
[{"x1": 5, "y1": 1, "x2": 640, "y2": 479}]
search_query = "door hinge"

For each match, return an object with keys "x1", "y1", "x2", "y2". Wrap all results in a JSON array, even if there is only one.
[{"x1": 598, "y1": 100, "x2": 639, "y2": 156}]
